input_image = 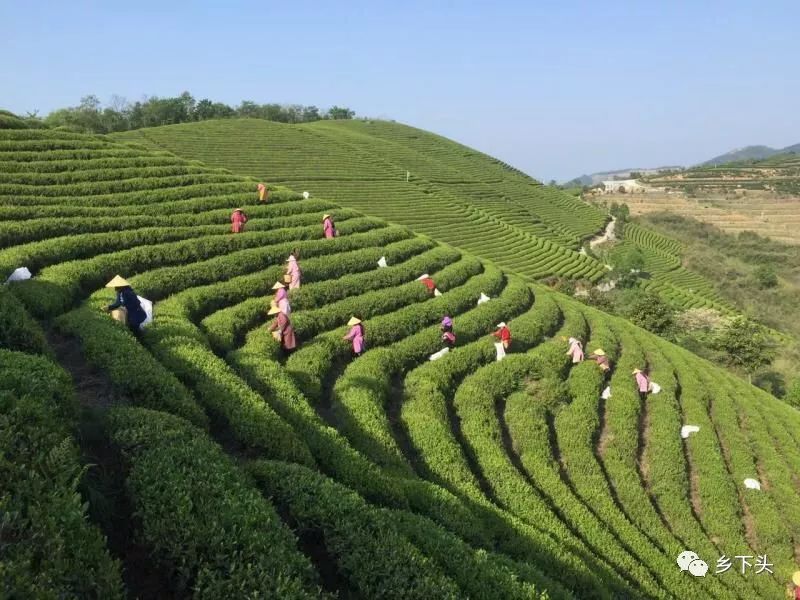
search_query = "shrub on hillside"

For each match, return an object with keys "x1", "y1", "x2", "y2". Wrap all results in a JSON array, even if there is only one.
[
  {"x1": 712, "y1": 317, "x2": 776, "y2": 381},
  {"x1": 752, "y1": 264, "x2": 778, "y2": 289},
  {"x1": 621, "y1": 290, "x2": 675, "y2": 336}
]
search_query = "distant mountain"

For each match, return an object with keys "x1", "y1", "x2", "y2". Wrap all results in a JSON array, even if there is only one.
[
  {"x1": 563, "y1": 166, "x2": 682, "y2": 187},
  {"x1": 700, "y1": 145, "x2": 780, "y2": 166}
]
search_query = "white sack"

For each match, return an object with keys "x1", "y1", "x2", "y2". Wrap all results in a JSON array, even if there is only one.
[
  {"x1": 601, "y1": 386, "x2": 612, "y2": 400},
  {"x1": 495, "y1": 342, "x2": 506, "y2": 362},
  {"x1": 377, "y1": 256, "x2": 388, "y2": 268},
  {"x1": 680, "y1": 425, "x2": 700, "y2": 439},
  {"x1": 433, "y1": 288, "x2": 442, "y2": 297},
  {"x1": 302, "y1": 191, "x2": 310, "y2": 199},
  {"x1": 429, "y1": 347, "x2": 450, "y2": 361},
  {"x1": 743, "y1": 478, "x2": 761, "y2": 491},
  {"x1": 5, "y1": 267, "x2": 31, "y2": 283},
  {"x1": 650, "y1": 382, "x2": 662, "y2": 394},
  {"x1": 477, "y1": 292, "x2": 490, "y2": 305},
  {"x1": 137, "y1": 296, "x2": 154, "y2": 329}
]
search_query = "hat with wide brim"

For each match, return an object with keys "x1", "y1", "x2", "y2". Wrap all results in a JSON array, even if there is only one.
[
  {"x1": 272, "y1": 282, "x2": 286, "y2": 290},
  {"x1": 286, "y1": 255, "x2": 296, "y2": 262},
  {"x1": 105, "y1": 275, "x2": 129, "y2": 288},
  {"x1": 322, "y1": 214, "x2": 331, "y2": 220},
  {"x1": 347, "y1": 317, "x2": 362, "y2": 326},
  {"x1": 593, "y1": 349, "x2": 606, "y2": 356},
  {"x1": 496, "y1": 322, "x2": 507, "y2": 328},
  {"x1": 416, "y1": 273, "x2": 431, "y2": 281},
  {"x1": 632, "y1": 368, "x2": 642, "y2": 375},
  {"x1": 568, "y1": 337, "x2": 578, "y2": 344},
  {"x1": 793, "y1": 571, "x2": 800, "y2": 586},
  {"x1": 268, "y1": 306, "x2": 281, "y2": 315}
]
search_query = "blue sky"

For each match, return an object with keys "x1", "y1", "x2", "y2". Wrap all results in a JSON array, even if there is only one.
[{"x1": 2, "y1": 0, "x2": 798, "y2": 181}]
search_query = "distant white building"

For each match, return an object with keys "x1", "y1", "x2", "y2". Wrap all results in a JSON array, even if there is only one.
[{"x1": 602, "y1": 179, "x2": 647, "y2": 193}]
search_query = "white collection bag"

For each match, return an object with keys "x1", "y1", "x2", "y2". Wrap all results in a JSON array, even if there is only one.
[
  {"x1": 433, "y1": 288, "x2": 442, "y2": 297},
  {"x1": 680, "y1": 425, "x2": 700, "y2": 439},
  {"x1": 137, "y1": 296, "x2": 154, "y2": 329},
  {"x1": 302, "y1": 191, "x2": 310, "y2": 199},
  {"x1": 743, "y1": 478, "x2": 761, "y2": 491},
  {"x1": 377, "y1": 256, "x2": 388, "y2": 268},
  {"x1": 429, "y1": 347, "x2": 450, "y2": 361},
  {"x1": 601, "y1": 386, "x2": 612, "y2": 400},
  {"x1": 4, "y1": 267, "x2": 32, "y2": 284},
  {"x1": 477, "y1": 292, "x2": 490, "y2": 305},
  {"x1": 494, "y1": 342, "x2": 506, "y2": 362},
  {"x1": 650, "y1": 382, "x2": 662, "y2": 394}
]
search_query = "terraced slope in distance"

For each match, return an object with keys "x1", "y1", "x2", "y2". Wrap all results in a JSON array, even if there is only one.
[
  {"x1": 113, "y1": 118, "x2": 738, "y2": 313},
  {"x1": 113, "y1": 118, "x2": 608, "y2": 282},
  {"x1": 4, "y1": 128, "x2": 800, "y2": 598}
]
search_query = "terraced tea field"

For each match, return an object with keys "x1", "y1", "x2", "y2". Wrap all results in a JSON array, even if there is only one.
[
  {"x1": 114, "y1": 119, "x2": 608, "y2": 283},
  {"x1": 113, "y1": 118, "x2": 732, "y2": 313},
  {"x1": 3, "y1": 127, "x2": 800, "y2": 598}
]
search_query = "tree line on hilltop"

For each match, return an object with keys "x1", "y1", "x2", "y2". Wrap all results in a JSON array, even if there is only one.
[{"x1": 21, "y1": 92, "x2": 356, "y2": 134}]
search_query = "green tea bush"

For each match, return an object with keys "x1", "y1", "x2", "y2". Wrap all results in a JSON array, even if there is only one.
[
  {"x1": 106, "y1": 407, "x2": 320, "y2": 598},
  {"x1": 0, "y1": 350, "x2": 123, "y2": 599}
]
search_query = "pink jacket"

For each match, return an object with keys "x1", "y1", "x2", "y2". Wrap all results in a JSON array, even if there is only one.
[
  {"x1": 344, "y1": 324, "x2": 365, "y2": 353},
  {"x1": 635, "y1": 372, "x2": 650, "y2": 393},
  {"x1": 287, "y1": 258, "x2": 301, "y2": 289},
  {"x1": 323, "y1": 218, "x2": 335, "y2": 239},
  {"x1": 567, "y1": 341, "x2": 584, "y2": 363}
]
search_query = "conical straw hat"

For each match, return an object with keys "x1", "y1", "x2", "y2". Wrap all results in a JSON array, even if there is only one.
[
  {"x1": 632, "y1": 368, "x2": 642, "y2": 375},
  {"x1": 593, "y1": 348, "x2": 606, "y2": 356},
  {"x1": 105, "y1": 275, "x2": 129, "y2": 288},
  {"x1": 347, "y1": 317, "x2": 362, "y2": 326},
  {"x1": 322, "y1": 214, "x2": 331, "y2": 220},
  {"x1": 268, "y1": 305, "x2": 281, "y2": 315},
  {"x1": 496, "y1": 322, "x2": 507, "y2": 328},
  {"x1": 792, "y1": 571, "x2": 800, "y2": 586},
  {"x1": 272, "y1": 281, "x2": 286, "y2": 290},
  {"x1": 416, "y1": 273, "x2": 430, "y2": 281}
]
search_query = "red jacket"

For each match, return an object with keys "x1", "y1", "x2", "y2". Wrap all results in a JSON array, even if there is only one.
[
  {"x1": 421, "y1": 278, "x2": 436, "y2": 292},
  {"x1": 493, "y1": 327, "x2": 511, "y2": 344}
]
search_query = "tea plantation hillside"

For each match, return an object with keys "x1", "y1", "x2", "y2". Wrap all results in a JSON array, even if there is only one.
[
  {"x1": 113, "y1": 118, "x2": 732, "y2": 313},
  {"x1": 3, "y1": 127, "x2": 800, "y2": 599}
]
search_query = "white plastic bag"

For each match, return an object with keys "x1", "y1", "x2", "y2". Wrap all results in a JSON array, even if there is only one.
[
  {"x1": 429, "y1": 347, "x2": 450, "y2": 361},
  {"x1": 743, "y1": 478, "x2": 761, "y2": 491},
  {"x1": 650, "y1": 382, "x2": 662, "y2": 394},
  {"x1": 377, "y1": 256, "x2": 388, "y2": 268},
  {"x1": 5, "y1": 267, "x2": 31, "y2": 284},
  {"x1": 477, "y1": 292, "x2": 490, "y2": 305},
  {"x1": 601, "y1": 386, "x2": 612, "y2": 400},
  {"x1": 137, "y1": 296, "x2": 154, "y2": 329},
  {"x1": 495, "y1": 342, "x2": 506, "y2": 362},
  {"x1": 433, "y1": 288, "x2": 442, "y2": 297},
  {"x1": 680, "y1": 425, "x2": 700, "y2": 439},
  {"x1": 303, "y1": 191, "x2": 310, "y2": 199}
]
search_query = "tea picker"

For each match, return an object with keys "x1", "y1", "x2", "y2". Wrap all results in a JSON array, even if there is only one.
[
  {"x1": 323, "y1": 214, "x2": 337, "y2": 238},
  {"x1": 103, "y1": 275, "x2": 150, "y2": 336},
  {"x1": 231, "y1": 208, "x2": 248, "y2": 233},
  {"x1": 344, "y1": 316, "x2": 366, "y2": 357},
  {"x1": 267, "y1": 305, "x2": 297, "y2": 354}
]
